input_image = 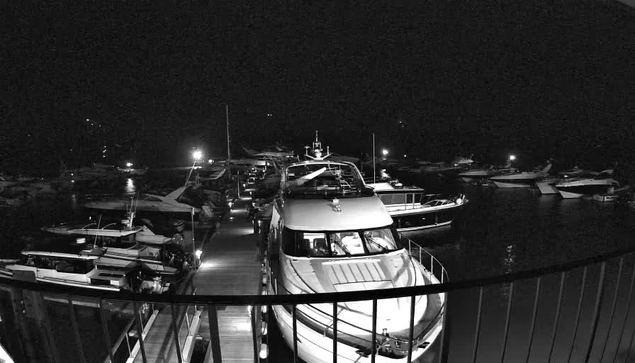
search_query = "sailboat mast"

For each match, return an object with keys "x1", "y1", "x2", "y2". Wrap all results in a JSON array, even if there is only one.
[
  {"x1": 372, "y1": 133, "x2": 376, "y2": 184},
  {"x1": 226, "y1": 104, "x2": 231, "y2": 175}
]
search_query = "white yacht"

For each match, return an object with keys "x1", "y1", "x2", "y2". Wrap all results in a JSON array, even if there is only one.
[
  {"x1": 42, "y1": 213, "x2": 191, "y2": 275},
  {"x1": 266, "y1": 133, "x2": 446, "y2": 363},
  {"x1": 0, "y1": 238, "x2": 170, "y2": 293},
  {"x1": 489, "y1": 162, "x2": 552, "y2": 188},
  {"x1": 368, "y1": 181, "x2": 467, "y2": 232},
  {"x1": 555, "y1": 169, "x2": 619, "y2": 199}
]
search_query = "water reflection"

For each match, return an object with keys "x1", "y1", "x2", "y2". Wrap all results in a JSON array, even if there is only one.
[{"x1": 124, "y1": 178, "x2": 136, "y2": 196}]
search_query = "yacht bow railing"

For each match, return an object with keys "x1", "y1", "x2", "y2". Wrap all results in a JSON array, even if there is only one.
[{"x1": 403, "y1": 236, "x2": 448, "y2": 284}]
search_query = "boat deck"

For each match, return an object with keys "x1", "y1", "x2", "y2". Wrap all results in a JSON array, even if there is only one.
[{"x1": 132, "y1": 199, "x2": 262, "y2": 363}]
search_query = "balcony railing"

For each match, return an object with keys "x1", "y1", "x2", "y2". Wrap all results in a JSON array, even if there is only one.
[{"x1": 1, "y1": 246, "x2": 635, "y2": 363}]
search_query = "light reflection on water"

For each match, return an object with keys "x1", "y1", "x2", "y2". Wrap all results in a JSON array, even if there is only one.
[{"x1": 124, "y1": 178, "x2": 136, "y2": 196}]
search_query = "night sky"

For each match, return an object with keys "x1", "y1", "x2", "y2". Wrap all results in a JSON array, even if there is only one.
[{"x1": 1, "y1": 1, "x2": 634, "y2": 173}]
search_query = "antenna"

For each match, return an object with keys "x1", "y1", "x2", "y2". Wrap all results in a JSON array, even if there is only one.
[{"x1": 304, "y1": 131, "x2": 331, "y2": 160}]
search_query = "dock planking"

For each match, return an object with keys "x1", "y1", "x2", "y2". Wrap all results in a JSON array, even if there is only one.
[{"x1": 193, "y1": 201, "x2": 262, "y2": 362}]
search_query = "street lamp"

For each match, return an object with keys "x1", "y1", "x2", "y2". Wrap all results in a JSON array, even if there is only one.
[
  {"x1": 185, "y1": 150, "x2": 203, "y2": 186},
  {"x1": 382, "y1": 149, "x2": 389, "y2": 157}
]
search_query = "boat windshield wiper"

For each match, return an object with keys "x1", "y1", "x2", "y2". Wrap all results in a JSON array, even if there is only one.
[
  {"x1": 332, "y1": 239, "x2": 351, "y2": 256},
  {"x1": 366, "y1": 237, "x2": 388, "y2": 252}
]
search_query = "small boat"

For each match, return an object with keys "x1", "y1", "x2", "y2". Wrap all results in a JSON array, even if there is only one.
[
  {"x1": 592, "y1": 185, "x2": 632, "y2": 203},
  {"x1": 0, "y1": 239, "x2": 170, "y2": 293},
  {"x1": 368, "y1": 181, "x2": 467, "y2": 232},
  {"x1": 42, "y1": 213, "x2": 192, "y2": 275}
]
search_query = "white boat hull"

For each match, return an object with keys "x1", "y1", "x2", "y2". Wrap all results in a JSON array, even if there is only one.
[
  {"x1": 492, "y1": 180, "x2": 533, "y2": 188},
  {"x1": 557, "y1": 190, "x2": 587, "y2": 199},
  {"x1": 271, "y1": 300, "x2": 442, "y2": 363}
]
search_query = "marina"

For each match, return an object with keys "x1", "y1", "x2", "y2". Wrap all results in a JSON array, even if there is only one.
[
  {"x1": 2, "y1": 1, "x2": 635, "y2": 361},
  {"x1": 2, "y1": 146, "x2": 635, "y2": 362}
]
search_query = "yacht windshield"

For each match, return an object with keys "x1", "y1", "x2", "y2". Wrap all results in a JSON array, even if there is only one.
[
  {"x1": 282, "y1": 227, "x2": 401, "y2": 257},
  {"x1": 284, "y1": 162, "x2": 369, "y2": 198}
]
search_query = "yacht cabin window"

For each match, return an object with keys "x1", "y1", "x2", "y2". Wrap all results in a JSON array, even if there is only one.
[{"x1": 281, "y1": 227, "x2": 400, "y2": 257}]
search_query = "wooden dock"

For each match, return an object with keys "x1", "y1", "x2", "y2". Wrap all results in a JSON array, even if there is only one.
[{"x1": 131, "y1": 199, "x2": 262, "y2": 363}]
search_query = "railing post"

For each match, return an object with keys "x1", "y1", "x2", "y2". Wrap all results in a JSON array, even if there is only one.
[
  {"x1": 584, "y1": 261, "x2": 607, "y2": 362},
  {"x1": 471, "y1": 287, "x2": 484, "y2": 363},
  {"x1": 547, "y1": 272, "x2": 567, "y2": 363},
  {"x1": 598, "y1": 258, "x2": 622, "y2": 362},
  {"x1": 292, "y1": 304, "x2": 298, "y2": 363},
  {"x1": 407, "y1": 294, "x2": 415, "y2": 363},
  {"x1": 207, "y1": 304, "x2": 222, "y2": 363},
  {"x1": 170, "y1": 302, "x2": 184, "y2": 363},
  {"x1": 371, "y1": 298, "x2": 377, "y2": 363},
  {"x1": 499, "y1": 282, "x2": 514, "y2": 363},
  {"x1": 612, "y1": 257, "x2": 635, "y2": 363},
  {"x1": 332, "y1": 301, "x2": 338, "y2": 363},
  {"x1": 566, "y1": 266, "x2": 588, "y2": 363},
  {"x1": 132, "y1": 299, "x2": 148, "y2": 363},
  {"x1": 67, "y1": 295, "x2": 86, "y2": 363},
  {"x1": 98, "y1": 299, "x2": 114, "y2": 363},
  {"x1": 440, "y1": 294, "x2": 451, "y2": 363},
  {"x1": 523, "y1": 277, "x2": 541, "y2": 363}
]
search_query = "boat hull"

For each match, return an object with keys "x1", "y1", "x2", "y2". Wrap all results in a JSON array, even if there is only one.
[
  {"x1": 269, "y1": 291, "x2": 443, "y2": 363},
  {"x1": 390, "y1": 206, "x2": 460, "y2": 232},
  {"x1": 492, "y1": 180, "x2": 534, "y2": 188}
]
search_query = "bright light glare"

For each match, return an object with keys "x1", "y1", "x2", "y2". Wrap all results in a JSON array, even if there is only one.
[
  {"x1": 192, "y1": 150, "x2": 203, "y2": 160},
  {"x1": 509, "y1": 154, "x2": 516, "y2": 161},
  {"x1": 382, "y1": 149, "x2": 389, "y2": 156},
  {"x1": 126, "y1": 162, "x2": 133, "y2": 167},
  {"x1": 199, "y1": 262, "x2": 214, "y2": 269}
]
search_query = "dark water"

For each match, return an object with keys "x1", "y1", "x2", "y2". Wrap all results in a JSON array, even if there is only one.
[{"x1": 3, "y1": 175, "x2": 635, "y2": 362}]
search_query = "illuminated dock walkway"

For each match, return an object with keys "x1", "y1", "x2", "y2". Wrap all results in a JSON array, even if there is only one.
[
  {"x1": 194, "y1": 202, "x2": 262, "y2": 363},
  {"x1": 131, "y1": 199, "x2": 262, "y2": 363}
]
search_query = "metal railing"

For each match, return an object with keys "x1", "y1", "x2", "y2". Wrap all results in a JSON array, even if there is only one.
[{"x1": 2, "y1": 246, "x2": 635, "y2": 363}]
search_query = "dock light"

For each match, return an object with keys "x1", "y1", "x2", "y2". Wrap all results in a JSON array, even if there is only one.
[
  {"x1": 509, "y1": 154, "x2": 516, "y2": 161},
  {"x1": 259, "y1": 344, "x2": 269, "y2": 359},
  {"x1": 192, "y1": 150, "x2": 202, "y2": 161},
  {"x1": 195, "y1": 250, "x2": 202, "y2": 259},
  {"x1": 126, "y1": 162, "x2": 133, "y2": 168},
  {"x1": 382, "y1": 148, "x2": 389, "y2": 157}
]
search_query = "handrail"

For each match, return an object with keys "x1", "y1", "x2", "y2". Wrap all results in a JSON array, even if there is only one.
[{"x1": 2, "y1": 245, "x2": 634, "y2": 305}]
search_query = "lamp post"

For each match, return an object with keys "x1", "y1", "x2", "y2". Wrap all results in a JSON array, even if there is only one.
[{"x1": 185, "y1": 150, "x2": 202, "y2": 186}]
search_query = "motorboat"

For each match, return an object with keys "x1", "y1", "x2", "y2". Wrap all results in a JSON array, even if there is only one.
[
  {"x1": 457, "y1": 159, "x2": 518, "y2": 183},
  {"x1": 42, "y1": 213, "x2": 191, "y2": 275},
  {"x1": 368, "y1": 181, "x2": 467, "y2": 232},
  {"x1": 0, "y1": 238, "x2": 170, "y2": 293},
  {"x1": 489, "y1": 162, "x2": 552, "y2": 188},
  {"x1": 265, "y1": 132, "x2": 446, "y2": 363},
  {"x1": 84, "y1": 186, "x2": 213, "y2": 218},
  {"x1": 554, "y1": 169, "x2": 619, "y2": 199}
]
